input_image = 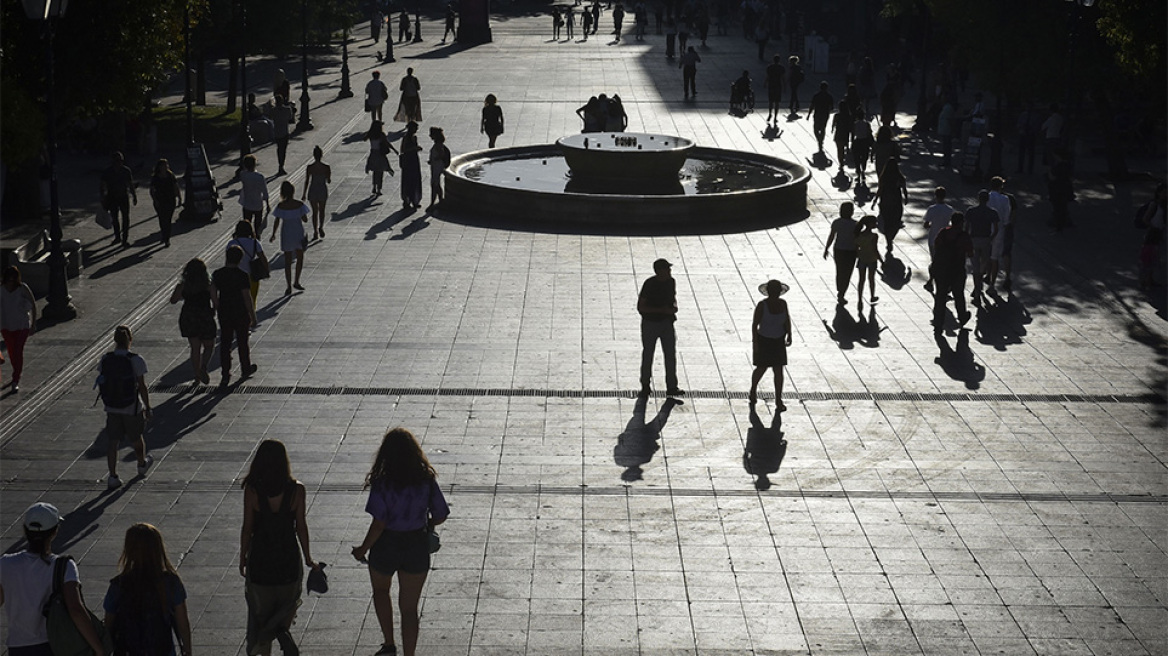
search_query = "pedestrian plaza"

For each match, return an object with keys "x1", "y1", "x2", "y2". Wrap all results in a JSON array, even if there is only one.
[{"x1": 1, "y1": 10, "x2": 1165, "y2": 656}]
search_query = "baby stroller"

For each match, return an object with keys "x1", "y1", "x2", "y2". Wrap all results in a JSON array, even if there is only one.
[{"x1": 729, "y1": 72, "x2": 754, "y2": 115}]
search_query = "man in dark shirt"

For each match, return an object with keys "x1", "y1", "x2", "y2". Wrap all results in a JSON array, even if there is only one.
[
  {"x1": 212, "y1": 246, "x2": 258, "y2": 388},
  {"x1": 764, "y1": 55, "x2": 784, "y2": 123},
  {"x1": 932, "y1": 212, "x2": 973, "y2": 334},
  {"x1": 964, "y1": 190, "x2": 999, "y2": 304},
  {"x1": 638, "y1": 258, "x2": 683, "y2": 398},
  {"x1": 810, "y1": 82, "x2": 835, "y2": 152},
  {"x1": 100, "y1": 151, "x2": 137, "y2": 246}
]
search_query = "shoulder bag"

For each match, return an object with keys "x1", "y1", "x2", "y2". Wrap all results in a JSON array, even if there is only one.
[{"x1": 43, "y1": 555, "x2": 112, "y2": 656}]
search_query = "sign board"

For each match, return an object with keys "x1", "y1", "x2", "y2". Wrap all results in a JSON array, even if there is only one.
[{"x1": 182, "y1": 143, "x2": 220, "y2": 222}]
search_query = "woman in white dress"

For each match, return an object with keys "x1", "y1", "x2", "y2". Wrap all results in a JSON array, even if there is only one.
[{"x1": 268, "y1": 181, "x2": 309, "y2": 296}]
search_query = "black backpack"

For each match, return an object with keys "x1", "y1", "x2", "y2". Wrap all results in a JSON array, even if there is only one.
[
  {"x1": 109, "y1": 573, "x2": 176, "y2": 656},
  {"x1": 97, "y1": 352, "x2": 138, "y2": 409}
]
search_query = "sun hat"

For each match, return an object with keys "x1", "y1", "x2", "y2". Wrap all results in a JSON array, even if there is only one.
[
  {"x1": 23, "y1": 502, "x2": 61, "y2": 532},
  {"x1": 758, "y1": 280, "x2": 789, "y2": 297}
]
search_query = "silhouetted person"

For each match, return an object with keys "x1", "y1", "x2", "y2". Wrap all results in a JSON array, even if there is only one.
[
  {"x1": 680, "y1": 47, "x2": 700, "y2": 99},
  {"x1": 764, "y1": 55, "x2": 785, "y2": 123},
  {"x1": 365, "y1": 71, "x2": 389, "y2": 122},
  {"x1": 932, "y1": 212, "x2": 973, "y2": 335},
  {"x1": 638, "y1": 258, "x2": 683, "y2": 398},
  {"x1": 749, "y1": 280, "x2": 792, "y2": 410},
  {"x1": 612, "y1": 3, "x2": 625, "y2": 39},
  {"x1": 100, "y1": 151, "x2": 137, "y2": 246},
  {"x1": 481, "y1": 94, "x2": 505, "y2": 148},
  {"x1": 809, "y1": 82, "x2": 834, "y2": 151},
  {"x1": 823, "y1": 202, "x2": 858, "y2": 305},
  {"x1": 964, "y1": 190, "x2": 999, "y2": 304}
]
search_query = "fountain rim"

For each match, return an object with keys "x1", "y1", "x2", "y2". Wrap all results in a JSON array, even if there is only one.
[{"x1": 555, "y1": 131, "x2": 697, "y2": 153}]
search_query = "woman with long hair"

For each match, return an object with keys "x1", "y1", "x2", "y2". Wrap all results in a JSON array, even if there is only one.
[
  {"x1": 870, "y1": 157, "x2": 909, "y2": 255},
  {"x1": 302, "y1": 146, "x2": 331, "y2": 241},
  {"x1": 240, "y1": 440, "x2": 318, "y2": 656},
  {"x1": 269, "y1": 181, "x2": 309, "y2": 296},
  {"x1": 150, "y1": 159, "x2": 182, "y2": 248},
  {"x1": 169, "y1": 258, "x2": 216, "y2": 384},
  {"x1": 480, "y1": 94, "x2": 504, "y2": 148},
  {"x1": 351, "y1": 428, "x2": 449, "y2": 656},
  {"x1": 365, "y1": 121, "x2": 398, "y2": 196},
  {"x1": 399, "y1": 122, "x2": 424, "y2": 211},
  {"x1": 102, "y1": 523, "x2": 192, "y2": 656},
  {"x1": 227, "y1": 221, "x2": 266, "y2": 308}
]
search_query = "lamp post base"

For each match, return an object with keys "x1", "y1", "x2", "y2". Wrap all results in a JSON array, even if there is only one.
[{"x1": 42, "y1": 300, "x2": 77, "y2": 321}]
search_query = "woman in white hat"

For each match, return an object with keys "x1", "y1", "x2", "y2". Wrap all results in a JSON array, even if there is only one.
[
  {"x1": 0, "y1": 503, "x2": 107, "y2": 656},
  {"x1": 749, "y1": 280, "x2": 792, "y2": 410}
]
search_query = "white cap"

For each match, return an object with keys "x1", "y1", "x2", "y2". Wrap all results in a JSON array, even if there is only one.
[{"x1": 23, "y1": 502, "x2": 61, "y2": 532}]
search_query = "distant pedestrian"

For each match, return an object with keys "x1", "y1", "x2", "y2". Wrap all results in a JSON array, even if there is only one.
[
  {"x1": 99, "y1": 325, "x2": 152, "y2": 489},
  {"x1": 987, "y1": 176, "x2": 1013, "y2": 290},
  {"x1": 212, "y1": 246, "x2": 257, "y2": 387},
  {"x1": 582, "y1": 7, "x2": 593, "y2": 39},
  {"x1": 239, "y1": 154, "x2": 271, "y2": 230},
  {"x1": 273, "y1": 69, "x2": 291, "y2": 109},
  {"x1": 764, "y1": 55, "x2": 785, "y2": 122},
  {"x1": 788, "y1": 55, "x2": 805, "y2": 115},
  {"x1": 664, "y1": 16, "x2": 677, "y2": 58},
  {"x1": 612, "y1": 2, "x2": 625, "y2": 38},
  {"x1": 638, "y1": 258, "x2": 684, "y2": 398},
  {"x1": 303, "y1": 146, "x2": 331, "y2": 240},
  {"x1": 228, "y1": 220, "x2": 267, "y2": 308},
  {"x1": 400, "y1": 122, "x2": 424, "y2": 210},
  {"x1": 823, "y1": 202, "x2": 858, "y2": 305},
  {"x1": 427, "y1": 127, "x2": 451, "y2": 210},
  {"x1": 851, "y1": 114, "x2": 874, "y2": 183},
  {"x1": 169, "y1": 258, "x2": 216, "y2": 385},
  {"x1": 371, "y1": 8, "x2": 383, "y2": 43},
  {"x1": 831, "y1": 101, "x2": 851, "y2": 174},
  {"x1": 102, "y1": 523, "x2": 192, "y2": 656},
  {"x1": 553, "y1": 7, "x2": 563, "y2": 39},
  {"x1": 366, "y1": 120, "x2": 398, "y2": 196},
  {"x1": 365, "y1": 71, "x2": 389, "y2": 122},
  {"x1": 394, "y1": 68, "x2": 423, "y2": 124},
  {"x1": 964, "y1": 190, "x2": 999, "y2": 304},
  {"x1": 398, "y1": 10, "x2": 411, "y2": 42},
  {"x1": 240, "y1": 439, "x2": 319, "y2": 656},
  {"x1": 442, "y1": 4, "x2": 457, "y2": 43},
  {"x1": 1047, "y1": 149, "x2": 1074, "y2": 232},
  {"x1": 1015, "y1": 104, "x2": 1039, "y2": 174},
  {"x1": 872, "y1": 125, "x2": 900, "y2": 179},
  {"x1": 100, "y1": 151, "x2": 137, "y2": 246},
  {"x1": 271, "y1": 96, "x2": 293, "y2": 175},
  {"x1": 854, "y1": 215, "x2": 882, "y2": 304},
  {"x1": 754, "y1": 23, "x2": 768, "y2": 62},
  {"x1": 677, "y1": 17, "x2": 689, "y2": 51},
  {"x1": 351, "y1": 427, "x2": 450, "y2": 656},
  {"x1": 680, "y1": 47, "x2": 701, "y2": 99},
  {"x1": 749, "y1": 280, "x2": 792, "y2": 409},
  {"x1": 858, "y1": 57, "x2": 876, "y2": 116},
  {"x1": 922, "y1": 187, "x2": 954, "y2": 292},
  {"x1": 591, "y1": 1, "x2": 601, "y2": 33},
  {"x1": 633, "y1": 2, "x2": 647, "y2": 40},
  {"x1": 937, "y1": 98, "x2": 956, "y2": 166},
  {"x1": 481, "y1": 94, "x2": 505, "y2": 148},
  {"x1": 149, "y1": 159, "x2": 181, "y2": 248},
  {"x1": 1, "y1": 502, "x2": 107, "y2": 655},
  {"x1": 566, "y1": 5, "x2": 576, "y2": 39},
  {"x1": 932, "y1": 212, "x2": 973, "y2": 334},
  {"x1": 810, "y1": 82, "x2": 834, "y2": 151},
  {"x1": 871, "y1": 157, "x2": 908, "y2": 255},
  {"x1": 269, "y1": 181, "x2": 309, "y2": 295},
  {"x1": 1, "y1": 266, "x2": 36, "y2": 392}
]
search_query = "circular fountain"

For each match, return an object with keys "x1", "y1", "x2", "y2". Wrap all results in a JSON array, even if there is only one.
[{"x1": 444, "y1": 132, "x2": 810, "y2": 227}]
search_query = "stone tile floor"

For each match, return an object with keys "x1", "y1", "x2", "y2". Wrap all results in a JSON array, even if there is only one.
[{"x1": 2, "y1": 10, "x2": 1165, "y2": 656}]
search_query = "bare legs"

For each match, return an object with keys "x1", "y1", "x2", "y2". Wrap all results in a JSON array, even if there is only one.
[
  {"x1": 748, "y1": 366, "x2": 785, "y2": 410},
  {"x1": 856, "y1": 264, "x2": 878, "y2": 304},
  {"x1": 188, "y1": 337, "x2": 213, "y2": 384},
  {"x1": 283, "y1": 250, "x2": 305, "y2": 294},
  {"x1": 310, "y1": 200, "x2": 326, "y2": 239},
  {"x1": 370, "y1": 569, "x2": 428, "y2": 656}
]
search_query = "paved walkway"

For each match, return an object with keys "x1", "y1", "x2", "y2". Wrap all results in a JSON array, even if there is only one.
[{"x1": 2, "y1": 11, "x2": 1166, "y2": 656}]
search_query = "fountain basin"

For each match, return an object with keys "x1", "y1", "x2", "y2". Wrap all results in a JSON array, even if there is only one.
[
  {"x1": 444, "y1": 144, "x2": 810, "y2": 227},
  {"x1": 557, "y1": 132, "x2": 694, "y2": 182}
]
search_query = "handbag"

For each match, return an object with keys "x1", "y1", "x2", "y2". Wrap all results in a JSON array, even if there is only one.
[
  {"x1": 428, "y1": 526, "x2": 441, "y2": 554},
  {"x1": 306, "y1": 562, "x2": 329, "y2": 594},
  {"x1": 243, "y1": 240, "x2": 270, "y2": 281},
  {"x1": 44, "y1": 556, "x2": 112, "y2": 656}
]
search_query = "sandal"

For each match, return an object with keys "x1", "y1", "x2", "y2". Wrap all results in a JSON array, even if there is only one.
[{"x1": 374, "y1": 645, "x2": 397, "y2": 655}]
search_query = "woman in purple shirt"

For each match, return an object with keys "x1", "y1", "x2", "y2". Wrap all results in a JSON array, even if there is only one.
[{"x1": 352, "y1": 428, "x2": 449, "y2": 656}]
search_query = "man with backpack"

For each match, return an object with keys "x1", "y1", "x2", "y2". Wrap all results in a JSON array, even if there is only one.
[{"x1": 99, "y1": 326, "x2": 152, "y2": 490}]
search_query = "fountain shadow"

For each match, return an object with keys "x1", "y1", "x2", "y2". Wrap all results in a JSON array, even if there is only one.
[{"x1": 431, "y1": 206, "x2": 811, "y2": 237}]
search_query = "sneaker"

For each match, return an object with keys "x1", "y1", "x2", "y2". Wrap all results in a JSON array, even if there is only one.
[
  {"x1": 107, "y1": 475, "x2": 123, "y2": 490},
  {"x1": 666, "y1": 388, "x2": 686, "y2": 397},
  {"x1": 374, "y1": 645, "x2": 397, "y2": 656},
  {"x1": 243, "y1": 364, "x2": 258, "y2": 378},
  {"x1": 137, "y1": 455, "x2": 153, "y2": 477}
]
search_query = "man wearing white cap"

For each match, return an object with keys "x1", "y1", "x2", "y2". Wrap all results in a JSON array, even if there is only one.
[{"x1": 0, "y1": 503, "x2": 107, "y2": 656}]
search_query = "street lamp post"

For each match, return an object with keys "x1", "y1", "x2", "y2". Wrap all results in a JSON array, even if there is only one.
[
  {"x1": 338, "y1": 24, "x2": 353, "y2": 99},
  {"x1": 239, "y1": 0, "x2": 251, "y2": 159},
  {"x1": 296, "y1": 0, "x2": 313, "y2": 131},
  {"x1": 24, "y1": 0, "x2": 76, "y2": 321},
  {"x1": 1064, "y1": 0, "x2": 1095, "y2": 114}
]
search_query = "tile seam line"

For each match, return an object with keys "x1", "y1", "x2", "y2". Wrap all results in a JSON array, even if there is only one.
[{"x1": 0, "y1": 106, "x2": 372, "y2": 448}]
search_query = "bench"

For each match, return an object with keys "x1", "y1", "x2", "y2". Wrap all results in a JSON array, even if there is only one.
[{"x1": 0, "y1": 230, "x2": 81, "y2": 298}]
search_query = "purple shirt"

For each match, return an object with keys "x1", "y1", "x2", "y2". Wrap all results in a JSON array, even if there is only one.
[{"x1": 365, "y1": 479, "x2": 450, "y2": 532}]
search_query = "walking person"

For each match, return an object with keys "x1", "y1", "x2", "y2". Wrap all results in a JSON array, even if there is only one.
[
  {"x1": 99, "y1": 325, "x2": 152, "y2": 489},
  {"x1": 581, "y1": 7, "x2": 593, "y2": 40},
  {"x1": 870, "y1": 157, "x2": 908, "y2": 255},
  {"x1": 366, "y1": 120, "x2": 398, "y2": 196},
  {"x1": 931, "y1": 212, "x2": 973, "y2": 334},
  {"x1": 809, "y1": 82, "x2": 834, "y2": 151},
  {"x1": 149, "y1": 158, "x2": 181, "y2": 248},
  {"x1": 481, "y1": 94, "x2": 505, "y2": 148},
  {"x1": 394, "y1": 68, "x2": 423, "y2": 124},
  {"x1": 1, "y1": 266, "x2": 36, "y2": 392},
  {"x1": 854, "y1": 215, "x2": 883, "y2": 305},
  {"x1": 271, "y1": 96, "x2": 293, "y2": 176},
  {"x1": 749, "y1": 280, "x2": 792, "y2": 410},
  {"x1": 228, "y1": 220, "x2": 267, "y2": 308},
  {"x1": 764, "y1": 55, "x2": 785, "y2": 123},
  {"x1": 831, "y1": 100, "x2": 852, "y2": 174},
  {"x1": 986, "y1": 176, "x2": 1013, "y2": 291},
  {"x1": 680, "y1": 46, "x2": 701, "y2": 100},
  {"x1": 822, "y1": 202, "x2": 858, "y2": 305},
  {"x1": 212, "y1": 246, "x2": 257, "y2": 388},
  {"x1": 788, "y1": 55, "x2": 805, "y2": 116},
  {"x1": 1, "y1": 502, "x2": 108, "y2": 656},
  {"x1": 239, "y1": 155, "x2": 271, "y2": 231},
  {"x1": 637, "y1": 258, "x2": 684, "y2": 398},
  {"x1": 937, "y1": 98, "x2": 956, "y2": 166},
  {"x1": 872, "y1": 126, "x2": 900, "y2": 179},
  {"x1": 240, "y1": 440, "x2": 320, "y2": 656},
  {"x1": 427, "y1": 127, "x2": 451, "y2": 210},
  {"x1": 677, "y1": 17, "x2": 689, "y2": 52},
  {"x1": 302, "y1": 146, "x2": 331, "y2": 240},
  {"x1": 612, "y1": 2, "x2": 625, "y2": 39},
  {"x1": 399, "y1": 122, "x2": 424, "y2": 211},
  {"x1": 851, "y1": 114, "x2": 874, "y2": 184},
  {"x1": 664, "y1": 15, "x2": 676, "y2": 58},
  {"x1": 964, "y1": 190, "x2": 999, "y2": 304},
  {"x1": 351, "y1": 428, "x2": 450, "y2": 656},
  {"x1": 100, "y1": 151, "x2": 137, "y2": 246},
  {"x1": 169, "y1": 259, "x2": 217, "y2": 385},
  {"x1": 371, "y1": 8, "x2": 383, "y2": 43},
  {"x1": 552, "y1": 7, "x2": 563, "y2": 40},
  {"x1": 922, "y1": 187, "x2": 955, "y2": 292},
  {"x1": 365, "y1": 71, "x2": 390, "y2": 123},
  {"x1": 102, "y1": 524, "x2": 192, "y2": 656},
  {"x1": 269, "y1": 181, "x2": 309, "y2": 295},
  {"x1": 566, "y1": 5, "x2": 575, "y2": 39},
  {"x1": 442, "y1": 4, "x2": 457, "y2": 43},
  {"x1": 398, "y1": 10, "x2": 411, "y2": 42}
]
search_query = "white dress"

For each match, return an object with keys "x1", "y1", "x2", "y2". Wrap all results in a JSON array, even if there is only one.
[{"x1": 274, "y1": 203, "x2": 309, "y2": 252}]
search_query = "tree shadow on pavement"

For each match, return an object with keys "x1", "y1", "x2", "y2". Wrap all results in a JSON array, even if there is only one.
[
  {"x1": 614, "y1": 397, "x2": 679, "y2": 482},
  {"x1": 743, "y1": 407, "x2": 786, "y2": 491},
  {"x1": 934, "y1": 329, "x2": 985, "y2": 390},
  {"x1": 974, "y1": 291, "x2": 1032, "y2": 351}
]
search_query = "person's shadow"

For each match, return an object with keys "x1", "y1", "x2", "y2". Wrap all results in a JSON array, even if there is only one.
[
  {"x1": 3, "y1": 486, "x2": 133, "y2": 555},
  {"x1": 614, "y1": 397, "x2": 679, "y2": 482},
  {"x1": 856, "y1": 305, "x2": 885, "y2": 348},
  {"x1": 823, "y1": 305, "x2": 858, "y2": 349},
  {"x1": 743, "y1": 408, "x2": 786, "y2": 490},
  {"x1": 975, "y1": 291, "x2": 1031, "y2": 351},
  {"x1": 806, "y1": 150, "x2": 833, "y2": 170},
  {"x1": 935, "y1": 329, "x2": 985, "y2": 389},
  {"x1": 880, "y1": 254, "x2": 911, "y2": 290}
]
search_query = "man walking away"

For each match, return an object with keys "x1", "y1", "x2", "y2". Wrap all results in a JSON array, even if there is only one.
[
  {"x1": 100, "y1": 151, "x2": 137, "y2": 246},
  {"x1": 271, "y1": 96, "x2": 293, "y2": 175},
  {"x1": 365, "y1": 71, "x2": 389, "y2": 122},
  {"x1": 680, "y1": 47, "x2": 701, "y2": 100},
  {"x1": 99, "y1": 325, "x2": 152, "y2": 489},
  {"x1": 964, "y1": 190, "x2": 999, "y2": 305},
  {"x1": 922, "y1": 186, "x2": 954, "y2": 292},
  {"x1": 986, "y1": 176, "x2": 1013, "y2": 291},
  {"x1": 810, "y1": 82, "x2": 835, "y2": 152},
  {"x1": 638, "y1": 258, "x2": 684, "y2": 399},
  {"x1": 932, "y1": 213, "x2": 973, "y2": 335},
  {"x1": 213, "y1": 246, "x2": 258, "y2": 389}
]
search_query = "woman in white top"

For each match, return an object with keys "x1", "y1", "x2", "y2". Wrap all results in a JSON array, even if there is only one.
[
  {"x1": 269, "y1": 181, "x2": 309, "y2": 296},
  {"x1": 1, "y1": 266, "x2": 37, "y2": 392},
  {"x1": 749, "y1": 280, "x2": 792, "y2": 411}
]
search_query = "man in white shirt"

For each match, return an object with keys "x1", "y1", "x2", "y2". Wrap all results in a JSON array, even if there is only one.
[
  {"x1": 365, "y1": 71, "x2": 389, "y2": 122},
  {"x1": 987, "y1": 176, "x2": 1014, "y2": 291},
  {"x1": 922, "y1": 186, "x2": 955, "y2": 292}
]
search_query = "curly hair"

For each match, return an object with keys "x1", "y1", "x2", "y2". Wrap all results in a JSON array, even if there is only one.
[{"x1": 365, "y1": 427, "x2": 436, "y2": 489}]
